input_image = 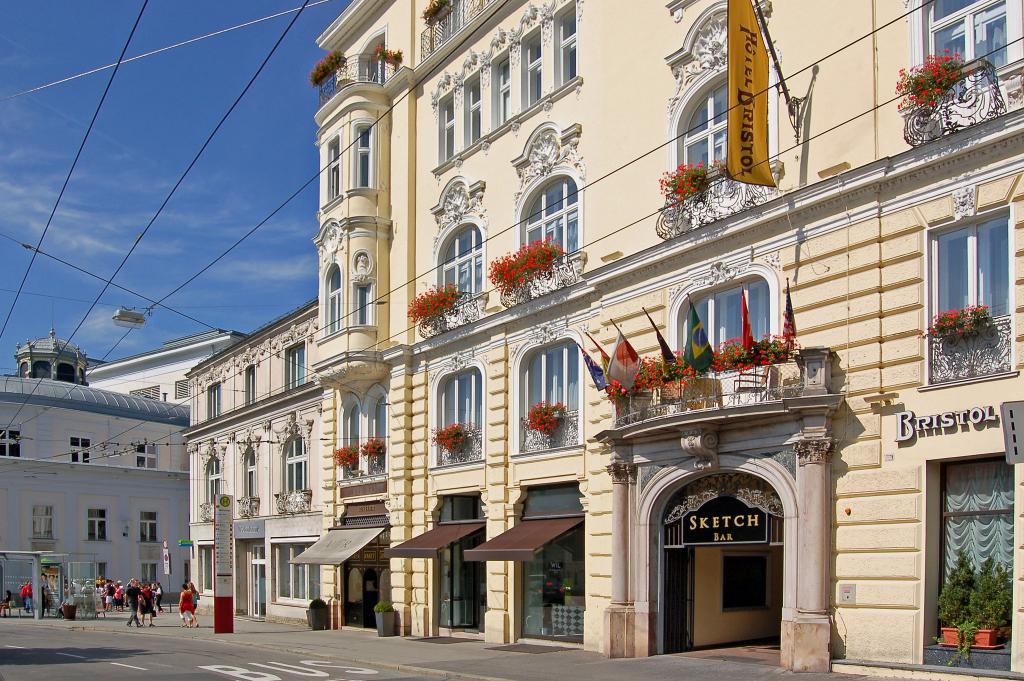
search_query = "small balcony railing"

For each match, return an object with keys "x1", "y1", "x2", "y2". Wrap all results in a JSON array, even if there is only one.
[
  {"x1": 198, "y1": 502, "x2": 214, "y2": 523},
  {"x1": 656, "y1": 170, "x2": 775, "y2": 241},
  {"x1": 319, "y1": 56, "x2": 398, "y2": 107},
  {"x1": 341, "y1": 452, "x2": 387, "y2": 480},
  {"x1": 275, "y1": 489, "x2": 313, "y2": 514},
  {"x1": 520, "y1": 410, "x2": 580, "y2": 453},
  {"x1": 237, "y1": 496, "x2": 260, "y2": 519},
  {"x1": 499, "y1": 252, "x2": 584, "y2": 308},
  {"x1": 903, "y1": 59, "x2": 1006, "y2": 146},
  {"x1": 421, "y1": 0, "x2": 494, "y2": 60},
  {"x1": 418, "y1": 292, "x2": 487, "y2": 339},
  {"x1": 436, "y1": 425, "x2": 483, "y2": 466},
  {"x1": 929, "y1": 315, "x2": 1012, "y2": 385}
]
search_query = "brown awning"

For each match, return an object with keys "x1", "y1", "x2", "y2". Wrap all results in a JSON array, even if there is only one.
[
  {"x1": 463, "y1": 517, "x2": 583, "y2": 562},
  {"x1": 384, "y1": 521, "x2": 486, "y2": 558}
]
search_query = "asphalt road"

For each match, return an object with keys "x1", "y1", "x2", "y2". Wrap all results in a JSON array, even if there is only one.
[{"x1": 0, "y1": 626, "x2": 436, "y2": 681}]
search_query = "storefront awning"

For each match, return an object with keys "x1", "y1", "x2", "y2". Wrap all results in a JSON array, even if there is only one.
[
  {"x1": 291, "y1": 527, "x2": 384, "y2": 565},
  {"x1": 384, "y1": 521, "x2": 486, "y2": 558},
  {"x1": 463, "y1": 517, "x2": 583, "y2": 562}
]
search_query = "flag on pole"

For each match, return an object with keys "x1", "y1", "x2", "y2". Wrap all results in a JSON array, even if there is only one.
[
  {"x1": 727, "y1": 0, "x2": 776, "y2": 187},
  {"x1": 783, "y1": 279, "x2": 797, "y2": 350},
  {"x1": 683, "y1": 303, "x2": 713, "y2": 372},
  {"x1": 576, "y1": 342, "x2": 608, "y2": 391},
  {"x1": 607, "y1": 322, "x2": 640, "y2": 390},
  {"x1": 585, "y1": 331, "x2": 611, "y2": 372},
  {"x1": 740, "y1": 289, "x2": 754, "y2": 352},
  {"x1": 643, "y1": 307, "x2": 677, "y2": 364}
]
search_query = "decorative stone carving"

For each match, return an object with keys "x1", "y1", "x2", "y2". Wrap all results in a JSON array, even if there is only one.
[
  {"x1": 794, "y1": 437, "x2": 834, "y2": 466},
  {"x1": 693, "y1": 261, "x2": 746, "y2": 288},
  {"x1": 352, "y1": 251, "x2": 374, "y2": 284},
  {"x1": 761, "y1": 252, "x2": 781, "y2": 271},
  {"x1": 521, "y1": 410, "x2": 580, "y2": 453},
  {"x1": 663, "y1": 471, "x2": 784, "y2": 524},
  {"x1": 530, "y1": 322, "x2": 564, "y2": 345},
  {"x1": 680, "y1": 428, "x2": 718, "y2": 470},
  {"x1": 512, "y1": 124, "x2": 585, "y2": 203},
  {"x1": 275, "y1": 489, "x2": 313, "y2": 514},
  {"x1": 432, "y1": 179, "x2": 487, "y2": 235},
  {"x1": 237, "y1": 496, "x2": 260, "y2": 519},
  {"x1": 952, "y1": 185, "x2": 976, "y2": 221},
  {"x1": 684, "y1": 16, "x2": 727, "y2": 83},
  {"x1": 198, "y1": 503, "x2": 214, "y2": 523},
  {"x1": 606, "y1": 461, "x2": 637, "y2": 484}
]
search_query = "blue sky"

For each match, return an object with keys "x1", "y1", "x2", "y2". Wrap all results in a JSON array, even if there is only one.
[{"x1": 0, "y1": 0, "x2": 349, "y2": 369}]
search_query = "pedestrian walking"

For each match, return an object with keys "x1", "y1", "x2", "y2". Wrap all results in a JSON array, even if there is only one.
[
  {"x1": 154, "y1": 582, "x2": 163, "y2": 613},
  {"x1": 187, "y1": 582, "x2": 200, "y2": 628},
  {"x1": 139, "y1": 583, "x2": 155, "y2": 627},
  {"x1": 19, "y1": 581, "x2": 32, "y2": 615},
  {"x1": 178, "y1": 583, "x2": 195, "y2": 628},
  {"x1": 125, "y1": 580, "x2": 141, "y2": 627},
  {"x1": 105, "y1": 580, "x2": 114, "y2": 612},
  {"x1": 114, "y1": 583, "x2": 124, "y2": 611}
]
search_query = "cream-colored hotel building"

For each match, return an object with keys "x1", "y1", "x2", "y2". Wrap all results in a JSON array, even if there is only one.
[{"x1": 236, "y1": 0, "x2": 1024, "y2": 674}]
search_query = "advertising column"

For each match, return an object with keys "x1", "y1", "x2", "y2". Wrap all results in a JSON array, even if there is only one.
[{"x1": 213, "y1": 494, "x2": 234, "y2": 634}]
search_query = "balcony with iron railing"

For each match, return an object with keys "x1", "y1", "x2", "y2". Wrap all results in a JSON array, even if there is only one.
[
  {"x1": 198, "y1": 502, "x2": 214, "y2": 523},
  {"x1": 499, "y1": 252, "x2": 585, "y2": 308},
  {"x1": 420, "y1": 0, "x2": 495, "y2": 61},
  {"x1": 928, "y1": 315, "x2": 1012, "y2": 386},
  {"x1": 656, "y1": 168, "x2": 776, "y2": 241},
  {"x1": 902, "y1": 59, "x2": 1006, "y2": 147},
  {"x1": 237, "y1": 496, "x2": 260, "y2": 519},
  {"x1": 520, "y1": 409, "x2": 580, "y2": 454},
  {"x1": 435, "y1": 424, "x2": 483, "y2": 467},
  {"x1": 418, "y1": 292, "x2": 487, "y2": 339},
  {"x1": 340, "y1": 451, "x2": 387, "y2": 481},
  {"x1": 275, "y1": 489, "x2": 313, "y2": 514},
  {"x1": 318, "y1": 56, "x2": 399, "y2": 108}
]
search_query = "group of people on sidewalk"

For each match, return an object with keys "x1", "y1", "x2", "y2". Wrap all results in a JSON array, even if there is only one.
[{"x1": 119, "y1": 579, "x2": 200, "y2": 628}]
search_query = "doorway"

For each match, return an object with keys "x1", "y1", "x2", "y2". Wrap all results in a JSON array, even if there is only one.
[
  {"x1": 249, "y1": 545, "x2": 266, "y2": 620},
  {"x1": 342, "y1": 528, "x2": 391, "y2": 628}
]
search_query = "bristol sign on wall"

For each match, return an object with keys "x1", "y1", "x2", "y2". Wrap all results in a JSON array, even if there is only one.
[{"x1": 895, "y1": 405, "x2": 999, "y2": 444}]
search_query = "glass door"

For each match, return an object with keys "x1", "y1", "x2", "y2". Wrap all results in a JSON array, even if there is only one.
[{"x1": 250, "y1": 545, "x2": 266, "y2": 619}]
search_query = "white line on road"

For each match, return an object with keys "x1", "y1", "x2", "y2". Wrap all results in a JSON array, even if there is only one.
[
  {"x1": 4, "y1": 645, "x2": 25, "y2": 649},
  {"x1": 55, "y1": 652, "x2": 87, "y2": 659},
  {"x1": 110, "y1": 662, "x2": 148, "y2": 670}
]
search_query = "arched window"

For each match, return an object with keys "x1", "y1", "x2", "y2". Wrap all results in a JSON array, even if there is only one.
[
  {"x1": 522, "y1": 343, "x2": 579, "y2": 413},
  {"x1": 522, "y1": 177, "x2": 579, "y2": 252},
  {"x1": 284, "y1": 438, "x2": 307, "y2": 492},
  {"x1": 440, "y1": 226, "x2": 483, "y2": 294},
  {"x1": 679, "y1": 278, "x2": 771, "y2": 349},
  {"x1": 440, "y1": 368, "x2": 483, "y2": 428},
  {"x1": 56, "y1": 363, "x2": 75, "y2": 383},
  {"x1": 32, "y1": 361, "x2": 50, "y2": 379},
  {"x1": 206, "y1": 458, "x2": 221, "y2": 503},
  {"x1": 326, "y1": 265, "x2": 343, "y2": 334},
  {"x1": 243, "y1": 449, "x2": 257, "y2": 498},
  {"x1": 369, "y1": 395, "x2": 387, "y2": 439},
  {"x1": 19, "y1": 362, "x2": 28, "y2": 378},
  {"x1": 679, "y1": 82, "x2": 727, "y2": 167}
]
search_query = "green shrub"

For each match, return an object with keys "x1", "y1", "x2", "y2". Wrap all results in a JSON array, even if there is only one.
[
  {"x1": 938, "y1": 551, "x2": 974, "y2": 628},
  {"x1": 309, "y1": 598, "x2": 328, "y2": 610},
  {"x1": 373, "y1": 600, "x2": 394, "y2": 613},
  {"x1": 971, "y1": 558, "x2": 1012, "y2": 630}
]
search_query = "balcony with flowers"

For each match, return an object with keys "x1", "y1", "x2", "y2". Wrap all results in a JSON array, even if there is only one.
[
  {"x1": 335, "y1": 438, "x2": 388, "y2": 481},
  {"x1": 520, "y1": 401, "x2": 580, "y2": 454},
  {"x1": 926, "y1": 306, "x2": 1012, "y2": 386},
  {"x1": 411, "y1": 285, "x2": 486, "y2": 339},
  {"x1": 420, "y1": 0, "x2": 498, "y2": 61},
  {"x1": 312, "y1": 46, "x2": 401, "y2": 109},
  {"x1": 656, "y1": 161, "x2": 775, "y2": 241},
  {"x1": 432, "y1": 422, "x2": 483, "y2": 467},
  {"x1": 489, "y1": 239, "x2": 584, "y2": 309},
  {"x1": 898, "y1": 53, "x2": 1006, "y2": 147}
]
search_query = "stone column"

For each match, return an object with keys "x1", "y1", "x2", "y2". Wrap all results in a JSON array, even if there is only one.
[{"x1": 604, "y1": 461, "x2": 636, "y2": 658}]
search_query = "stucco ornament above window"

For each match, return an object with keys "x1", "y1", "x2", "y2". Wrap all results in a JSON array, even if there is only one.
[
  {"x1": 432, "y1": 178, "x2": 487, "y2": 233},
  {"x1": 662, "y1": 471, "x2": 784, "y2": 524},
  {"x1": 512, "y1": 123, "x2": 585, "y2": 203}
]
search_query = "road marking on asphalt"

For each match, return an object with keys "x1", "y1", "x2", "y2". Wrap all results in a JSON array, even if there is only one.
[
  {"x1": 3, "y1": 645, "x2": 25, "y2": 649},
  {"x1": 55, "y1": 652, "x2": 87, "y2": 659},
  {"x1": 110, "y1": 663, "x2": 148, "y2": 671}
]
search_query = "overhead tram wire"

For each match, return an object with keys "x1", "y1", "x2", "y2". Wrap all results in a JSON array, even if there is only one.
[
  {"x1": 152, "y1": 0, "x2": 939, "y2": 336},
  {"x1": 0, "y1": 0, "x2": 150, "y2": 345},
  {"x1": 1, "y1": 0, "x2": 314, "y2": 433}
]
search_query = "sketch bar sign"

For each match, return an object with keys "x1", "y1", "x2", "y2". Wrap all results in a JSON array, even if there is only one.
[{"x1": 213, "y1": 494, "x2": 234, "y2": 634}]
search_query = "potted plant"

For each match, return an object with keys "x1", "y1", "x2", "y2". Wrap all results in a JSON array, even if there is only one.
[
  {"x1": 526, "y1": 401, "x2": 566, "y2": 435},
  {"x1": 409, "y1": 284, "x2": 462, "y2": 324},
  {"x1": 433, "y1": 422, "x2": 469, "y2": 454},
  {"x1": 937, "y1": 551, "x2": 975, "y2": 648},
  {"x1": 422, "y1": 0, "x2": 452, "y2": 24},
  {"x1": 333, "y1": 445, "x2": 360, "y2": 470},
  {"x1": 488, "y1": 239, "x2": 564, "y2": 299},
  {"x1": 660, "y1": 161, "x2": 716, "y2": 205},
  {"x1": 61, "y1": 597, "x2": 76, "y2": 621},
  {"x1": 374, "y1": 600, "x2": 396, "y2": 637},
  {"x1": 360, "y1": 437, "x2": 387, "y2": 459},
  {"x1": 307, "y1": 598, "x2": 329, "y2": 630},
  {"x1": 373, "y1": 43, "x2": 404, "y2": 66},
  {"x1": 969, "y1": 558, "x2": 1012, "y2": 648},
  {"x1": 896, "y1": 50, "x2": 964, "y2": 111},
  {"x1": 310, "y1": 50, "x2": 346, "y2": 87},
  {"x1": 926, "y1": 305, "x2": 993, "y2": 339}
]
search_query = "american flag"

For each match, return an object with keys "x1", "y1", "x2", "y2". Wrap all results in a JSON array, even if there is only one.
[{"x1": 783, "y1": 279, "x2": 797, "y2": 349}]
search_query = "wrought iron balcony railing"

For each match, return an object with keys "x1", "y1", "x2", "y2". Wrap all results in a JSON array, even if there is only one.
[
  {"x1": 903, "y1": 59, "x2": 1006, "y2": 146},
  {"x1": 499, "y1": 252, "x2": 584, "y2": 308},
  {"x1": 340, "y1": 452, "x2": 387, "y2": 480},
  {"x1": 275, "y1": 489, "x2": 313, "y2": 514},
  {"x1": 929, "y1": 315, "x2": 1012, "y2": 385},
  {"x1": 418, "y1": 292, "x2": 486, "y2": 339},
  {"x1": 435, "y1": 424, "x2": 483, "y2": 466},
  {"x1": 520, "y1": 410, "x2": 580, "y2": 453},
  {"x1": 198, "y1": 502, "x2": 214, "y2": 523},
  {"x1": 420, "y1": 0, "x2": 494, "y2": 60},
  {"x1": 237, "y1": 496, "x2": 260, "y2": 519},
  {"x1": 656, "y1": 171, "x2": 775, "y2": 241},
  {"x1": 318, "y1": 56, "x2": 399, "y2": 107}
]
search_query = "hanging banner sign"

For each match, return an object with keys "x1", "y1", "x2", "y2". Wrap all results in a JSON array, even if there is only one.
[
  {"x1": 213, "y1": 494, "x2": 234, "y2": 634},
  {"x1": 727, "y1": 0, "x2": 776, "y2": 187},
  {"x1": 682, "y1": 495, "x2": 769, "y2": 546}
]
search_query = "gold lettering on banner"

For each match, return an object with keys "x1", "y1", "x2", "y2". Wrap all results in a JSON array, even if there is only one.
[{"x1": 727, "y1": 0, "x2": 775, "y2": 187}]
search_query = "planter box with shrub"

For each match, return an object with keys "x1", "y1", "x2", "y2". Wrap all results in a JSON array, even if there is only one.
[
  {"x1": 307, "y1": 598, "x2": 329, "y2": 631},
  {"x1": 374, "y1": 600, "x2": 396, "y2": 637}
]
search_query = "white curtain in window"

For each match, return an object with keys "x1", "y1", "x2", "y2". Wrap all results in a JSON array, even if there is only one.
[{"x1": 943, "y1": 460, "x2": 1014, "y2": 575}]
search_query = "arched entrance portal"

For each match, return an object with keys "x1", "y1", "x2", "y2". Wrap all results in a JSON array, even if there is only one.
[{"x1": 660, "y1": 472, "x2": 786, "y2": 655}]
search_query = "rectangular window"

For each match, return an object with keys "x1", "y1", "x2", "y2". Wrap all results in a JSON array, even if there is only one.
[
  {"x1": 244, "y1": 365, "x2": 257, "y2": 406},
  {"x1": 140, "y1": 562, "x2": 158, "y2": 582},
  {"x1": 493, "y1": 55, "x2": 511, "y2": 127},
  {"x1": 285, "y1": 344, "x2": 306, "y2": 389},
  {"x1": 32, "y1": 505, "x2": 53, "y2": 539},
  {"x1": 174, "y1": 379, "x2": 190, "y2": 400},
  {"x1": 87, "y1": 508, "x2": 106, "y2": 541},
  {"x1": 464, "y1": 76, "x2": 482, "y2": 145},
  {"x1": 206, "y1": 383, "x2": 221, "y2": 420},
  {"x1": 522, "y1": 518, "x2": 585, "y2": 640},
  {"x1": 327, "y1": 138, "x2": 341, "y2": 200},
  {"x1": 932, "y1": 0, "x2": 1008, "y2": 67},
  {"x1": 354, "y1": 126, "x2": 372, "y2": 188},
  {"x1": 0, "y1": 429, "x2": 20, "y2": 457},
  {"x1": 942, "y1": 458, "x2": 1013, "y2": 576},
  {"x1": 722, "y1": 554, "x2": 770, "y2": 609},
  {"x1": 135, "y1": 443, "x2": 157, "y2": 469},
  {"x1": 139, "y1": 511, "x2": 158, "y2": 543},
  {"x1": 440, "y1": 95, "x2": 456, "y2": 162},
  {"x1": 933, "y1": 216, "x2": 1009, "y2": 317},
  {"x1": 275, "y1": 543, "x2": 320, "y2": 601},
  {"x1": 70, "y1": 436, "x2": 91, "y2": 463},
  {"x1": 354, "y1": 284, "x2": 372, "y2": 325},
  {"x1": 523, "y1": 35, "x2": 543, "y2": 108},
  {"x1": 200, "y1": 546, "x2": 214, "y2": 592},
  {"x1": 557, "y1": 9, "x2": 577, "y2": 84}
]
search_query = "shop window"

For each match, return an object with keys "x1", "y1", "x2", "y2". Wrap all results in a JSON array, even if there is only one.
[
  {"x1": 722, "y1": 554, "x2": 769, "y2": 610},
  {"x1": 523, "y1": 484, "x2": 584, "y2": 517},
  {"x1": 942, "y1": 458, "x2": 1013, "y2": 575},
  {"x1": 439, "y1": 495, "x2": 486, "y2": 630},
  {"x1": 276, "y1": 543, "x2": 320, "y2": 600},
  {"x1": 440, "y1": 495, "x2": 484, "y2": 522}
]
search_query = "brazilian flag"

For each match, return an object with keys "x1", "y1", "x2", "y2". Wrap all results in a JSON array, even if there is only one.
[{"x1": 683, "y1": 303, "x2": 713, "y2": 372}]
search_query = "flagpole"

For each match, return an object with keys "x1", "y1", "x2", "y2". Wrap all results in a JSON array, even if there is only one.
[{"x1": 751, "y1": 0, "x2": 803, "y2": 142}]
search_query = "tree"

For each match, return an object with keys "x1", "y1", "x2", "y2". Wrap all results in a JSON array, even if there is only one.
[
  {"x1": 938, "y1": 550, "x2": 975, "y2": 628},
  {"x1": 970, "y1": 558, "x2": 1012, "y2": 630}
]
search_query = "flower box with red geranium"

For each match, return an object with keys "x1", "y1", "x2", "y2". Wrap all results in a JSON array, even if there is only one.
[
  {"x1": 422, "y1": 0, "x2": 451, "y2": 23},
  {"x1": 927, "y1": 305, "x2": 993, "y2": 339},
  {"x1": 526, "y1": 401, "x2": 566, "y2": 435},
  {"x1": 660, "y1": 162, "x2": 717, "y2": 204},
  {"x1": 373, "y1": 44, "x2": 403, "y2": 65},
  {"x1": 409, "y1": 284, "x2": 462, "y2": 323},
  {"x1": 360, "y1": 438, "x2": 387, "y2": 459},
  {"x1": 433, "y1": 423, "x2": 469, "y2": 454},
  {"x1": 310, "y1": 50, "x2": 346, "y2": 87},
  {"x1": 488, "y1": 240, "x2": 564, "y2": 297},
  {"x1": 897, "y1": 51, "x2": 964, "y2": 111},
  {"x1": 712, "y1": 337, "x2": 793, "y2": 373},
  {"x1": 333, "y1": 445, "x2": 359, "y2": 469}
]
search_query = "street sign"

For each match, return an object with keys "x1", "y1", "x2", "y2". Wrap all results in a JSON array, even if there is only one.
[
  {"x1": 1001, "y1": 401, "x2": 1024, "y2": 464},
  {"x1": 213, "y1": 494, "x2": 234, "y2": 634},
  {"x1": 162, "y1": 540, "x2": 171, "y2": 576},
  {"x1": 178, "y1": 540, "x2": 194, "y2": 548}
]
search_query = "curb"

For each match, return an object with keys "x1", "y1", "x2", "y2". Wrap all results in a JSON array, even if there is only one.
[{"x1": 12, "y1": 620, "x2": 514, "y2": 681}]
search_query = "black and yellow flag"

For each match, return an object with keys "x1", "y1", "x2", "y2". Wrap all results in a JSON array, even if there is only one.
[{"x1": 727, "y1": 0, "x2": 776, "y2": 187}]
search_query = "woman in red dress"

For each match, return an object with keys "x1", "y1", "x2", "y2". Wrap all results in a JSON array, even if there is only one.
[{"x1": 178, "y1": 582, "x2": 196, "y2": 628}]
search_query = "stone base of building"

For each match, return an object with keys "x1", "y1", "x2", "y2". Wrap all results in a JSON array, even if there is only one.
[
  {"x1": 781, "y1": 617, "x2": 831, "y2": 673},
  {"x1": 604, "y1": 604, "x2": 635, "y2": 658}
]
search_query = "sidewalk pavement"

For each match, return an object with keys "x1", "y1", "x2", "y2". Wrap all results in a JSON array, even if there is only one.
[{"x1": 5, "y1": 610, "x2": 885, "y2": 681}]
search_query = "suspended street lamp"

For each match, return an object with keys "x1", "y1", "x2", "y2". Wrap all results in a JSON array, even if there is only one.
[{"x1": 112, "y1": 307, "x2": 147, "y2": 329}]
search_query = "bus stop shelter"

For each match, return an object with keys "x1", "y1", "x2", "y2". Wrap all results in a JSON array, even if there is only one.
[{"x1": 0, "y1": 550, "x2": 64, "y2": 620}]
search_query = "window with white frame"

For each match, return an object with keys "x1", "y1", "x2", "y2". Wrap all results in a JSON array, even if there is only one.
[
  {"x1": 140, "y1": 562, "x2": 158, "y2": 582},
  {"x1": 353, "y1": 125, "x2": 372, "y2": 188},
  {"x1": 32, "y1": 505, "x2": 53, "y2": 539},
  {"x1": 440, "y1": 225, "x2": 483, "y2": 294},
  {"x1": 523, "y1": 343, "x2": 580, "y2": 415},
  {"x1": 135, "y1": 443, "x2": 157, "y2": 469},
  {"x1": 206, "y1": 383, "x2": 221, "y2": 420},
  {"x1": 523, "y1": 176, "x2": 579, "y2": 252},
  {"x1": 87, "y1": 508, "x2": 107, "y2": 541},
  {"x1": 440, "y1": 94, "x2": 456, "y2": 162},
  {"x1": 343, "y1": 401, "x2": 361, "y2": 447},
  {"x1": 493, "y1": 54, "x2": 512, "y2": 127},
  {"x1": 244, "y1": 364, "x2": 257, "y2": 405},
  {"x1": 244, "y1": 449, "x2": 257, "y2": 497},
  {"x1": 206, "y1": 457, "x2": 221, "y2": 503},
  {"x1": 523, "y1": 34, "x2": 543, "y2": 107},
  {"x1": 326, "y1": 265, "x2": 343, "y2": 334},
  {"x1": 680, "y1": 278, "x2": 771, "y2": 350},
  {"x1": 354, "y1": 284, "x2": 372, "y2": 325},
  {"x1": 441, "y1": 368, "x2": 483, "y2": 428},
  {"x1": 0, "y1": 429, "x2": 20, "y2": 457},
  {"x1": 930, "y1": 0, "x2": 1009, "y2": 66},
  {"x1": 284, "y1": 438, "x2": 307, "y2": 492},
  {"x1": 465, "y1": 75, "x2": 482, "y2": 146},
  {"x1": 370, "y1": 395, "x2": 387, "y2": 439},
  {"x1": 285, "y1": 344, "x2": 306, "y2": 389},
  {"x1": 139, "y1": 511, "x2": 158, "y2": 543},
  {"x1": 70, "y1": 436, "x2": 91, "y2": 463},
  {"x1": 275, "y1": 543, "x2": 320, "y2": 600},
  {"x1": 933, "y1": 215, "x2": 1010, "y2": 317},
  {"x1": 679, "y1": 82, "x2": 727, "y2": 168},
  {"x1": 556, "y1": 6, "x2": 577, "y2": 85},
  {"x1": 327, "y1": 137, "x2": 341, "y2": 201},
  {"x1": 199, "y1": 545, "x2": 214, "y2": 592}
]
